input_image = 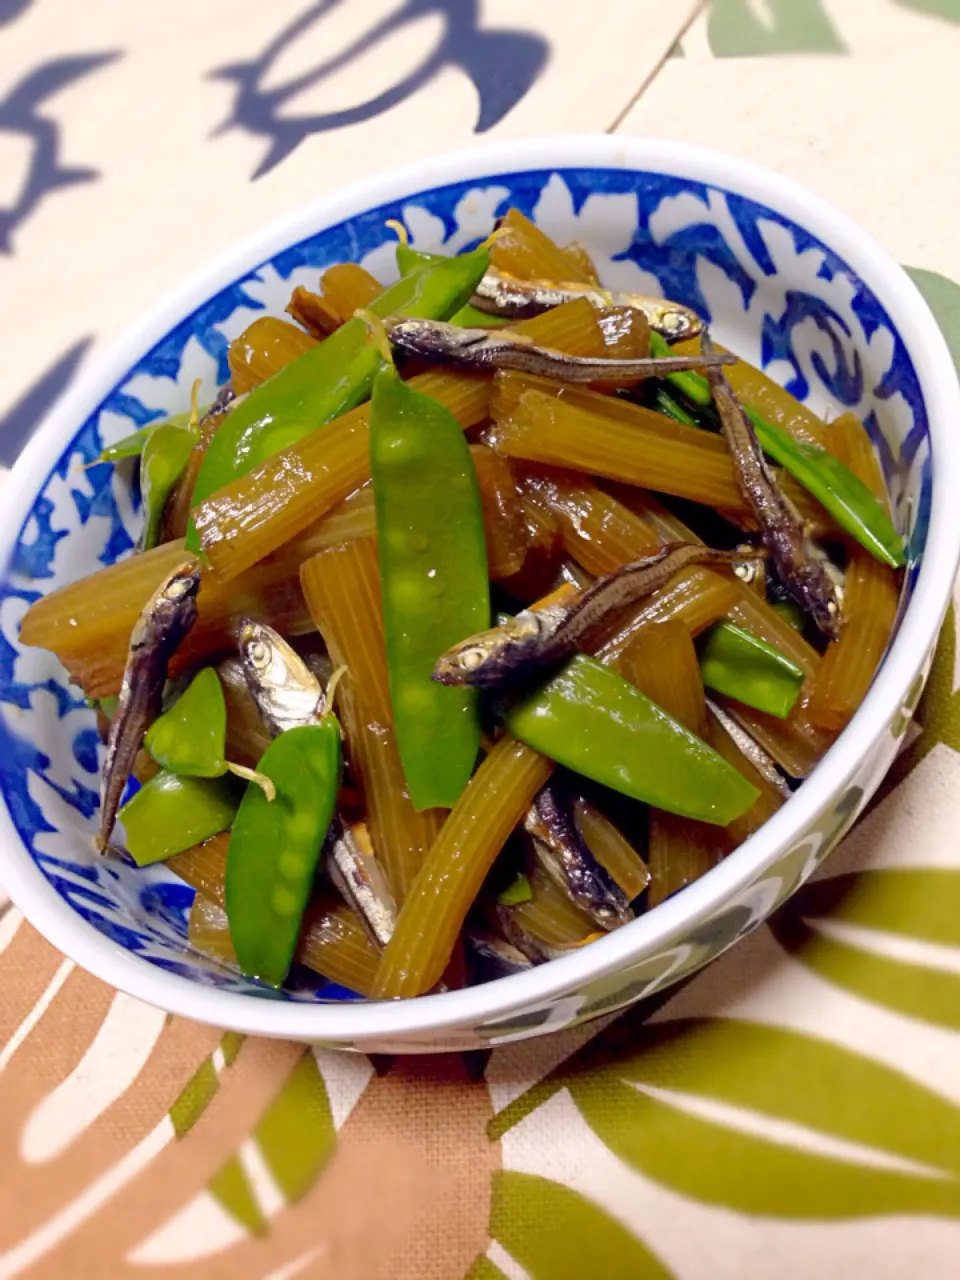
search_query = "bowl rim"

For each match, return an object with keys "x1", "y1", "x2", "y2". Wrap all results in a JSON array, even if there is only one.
[{"x1": 2, "y1": 133, "x2": 958, "y2": 1044}]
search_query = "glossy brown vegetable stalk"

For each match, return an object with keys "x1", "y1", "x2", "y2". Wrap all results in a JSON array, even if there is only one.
[
  {"x1": 529, "y1": 472, "x2": 660, "y2": 575},
  {"x1": 562, "y1": 240, "x2": 600, "y2": 284},
  {"x1": 193, "y1": 371, "x2": 490, "y2": 582},
  {"x1": 217, "y1": 657, "x2": 274, "y2": 769},
  {"x1": 595, "y1": 306, "x2": 651, "y2": 360},
  {"x1": 372, "y1": 735, "x2": 554, "y2": 998},
  {"x1": 286, "y1": 285, "x2": 341, "y2": 339},
  {"x1": 720, "y1": 698, "x2": 833, "y2": 779},
  {"x1": 499, "y1": 863, "x2": 596, "y2": 956},
  {"x1": 170, "y1": 835, "x2": 380, "y2": 996},
  {"x1": 497, "y1": 492, "x2": 565, "y2": 603},
  {"x1": 805, "y1": 414, "x2": 900, "y2": 731},
  {"x1": 596, "y1": 567, "x2": 742, "y2": 665},
  {"x1": 572, "y1": 798, "x2": 650, "y2": 901},
  {"x1": 20, "y1": 538, "x2": 317, "y2": 699},
  {"x1": 300, "y1": 538, "x2": 444, "y2": 903},
  {"x1": 509, "y1": 296, "x2": 608, "y2": 357},
  {"x1": 317, "y1": 262, "x2": 383, "y2": 323},
  {"x1": 469, "y1": 444, "x2": 527, "y2": 579},
  {"x1": 490, "y1": 208, "x2": 597, "y2": 284},
  {"x1": 706, "y1": 709, "x2": 784, "y2": 846},
  {"x1": 227, "y1": 318, "x2": 318, "y2": 396},
  {"x1": 625, "y1": 622, "x2": 725, "y2": 905}
]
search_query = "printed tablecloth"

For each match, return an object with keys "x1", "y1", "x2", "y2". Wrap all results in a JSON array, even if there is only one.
[{"x1": 2, "y1": 2, "x2": 960, "y2": 1276}]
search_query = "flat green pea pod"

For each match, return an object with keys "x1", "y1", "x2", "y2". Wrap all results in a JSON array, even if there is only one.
[
  {"x1": 144, "y1": 667, "x2": 276, "y2": 795},
  {"x1": 389, "y1": 223, "x2": 511, "y2": 327},
  {"x1": 698, "y1": 620, "x2": 804, "y2": 719},
  {"x1": 95, "y1": 408, "x2": 194, "y2": 464},
  {"x1": 185, "y1": 243, "x2": 492, "y2": 552},
  {"x1": 771, "y1": 600, "x2": 805, "y2": 631},
  {"x1": 139, "y1": 421, "x2": 198, "y2": 551},
  {"x1": 370, "y1": 360, "x2": 490, "y2": 809},
  {"x1": 505, "y1": 654, "x2": 759, "y2": 825},
  {"x1": 648, "y1": 332, "x2": 904, "y2": 568},
  {"x1": 119, "y1": 771, "x2": 241, "y2": 866},
  {"x1": 225, "y1": 721, "x2": 342, "y2": 986}
]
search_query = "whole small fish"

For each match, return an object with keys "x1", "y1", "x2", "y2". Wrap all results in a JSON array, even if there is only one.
[
  {"x1": 470, "y1": 268, "x2": 704, "y2": 341},
  {"x1": 707, "y1": 699, "x2": 793, "y2": 796},
  {"x1": 98, "y1": 560, "x2": 201, "y2": 851},
  {"x1": 383, "y1": 316, "x2": 733, "y2": 383},
  {"x1": 324, "y1": 816, "x2": 397, "y2": 949},
  {"x1": 433, "y1": 542, "x2": 763, "y2": 689},
  {"x1": 524, "y1": 781, "x2": 631, "y2": 928},
  {"x1": 701, "y1": 332, "x2": 842, "y2": 640},
  {"x1": 236, "y1": 620, "x2": 325, "y2": 733}
]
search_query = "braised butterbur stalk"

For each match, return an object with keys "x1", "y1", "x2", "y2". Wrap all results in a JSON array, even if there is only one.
[
  {"x1": 701, "y1": 332, "x2": 842, "y2": 639},
  {"x1": 97, "y1": 560, "x2": 201, "y2": 850},
  {"x1": 433, "y1": 542, "x2": 764, "y2": 690}
]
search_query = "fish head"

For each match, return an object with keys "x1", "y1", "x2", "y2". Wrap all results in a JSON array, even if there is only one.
[
  {"x1": 383, "y1": 316, "x2": 488, "y2": 362},
  {"x1": 432, "y1": 615, "x2": 544, "y2": 689},
  {"x1": 235, "y1": 618, "x2": 323, "y2": 731}
]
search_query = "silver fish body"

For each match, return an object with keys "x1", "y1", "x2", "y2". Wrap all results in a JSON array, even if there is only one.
[
  {"x1": 470, "y1": 268, "x2": 704, "y2": 340},
  {"x1": 433, "y1": 542, "x2": 763, "y2": 690},
  {"x1": 383, "y1": 316, "x2": 733, "y2": 383},
  {"x1": 324, "y1": 815, "x2": 397, "y2": 949},
  {"x1": 99, "y1": 559, "x2": 201, "y2": 850},
  {"x1": 707, "y1": 699, "x2": 793, "y2": 796},
  {"x1": 236, "y1": 620, "x2": 324, "y2": 733},
  {"x1": 701, "y1": 332, "x2": 842, "y2": 640},
  {"x1": 524, "y1": 782, "x2": 632, "y2": 929}
]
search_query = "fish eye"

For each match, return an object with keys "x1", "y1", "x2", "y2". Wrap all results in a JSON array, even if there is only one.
[
  {"x1": 250, "y1": 641, "x2": 268, "y2": 665},
  {"x1": 460, "y1": 647, "x2": 486, "y2": 671}
]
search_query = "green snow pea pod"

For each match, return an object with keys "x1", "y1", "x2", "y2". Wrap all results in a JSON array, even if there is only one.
[
  {"x1": 95, "y1": 408, "x2": 194, "y2": 464},
  {"x1": 370, "y1": 361, "x2": 490, "y2": 809},
  {"x1": 698, "y1": 620, "x2": 804, "y2": 719},
  {"x1": 145, "y1": 667, "x2": 276, "y2": 796},
  {"x1": 648, "y1": 332, "x2": 904, "y2": 568},
  {"x1": 771, "y1": 600, "x2": 806, "y2": 631},
  {"x1": 393, "y1": 233, "x2": 511, "y2": 327},
  {"x1": 225, "y1": 721, "x2": 342, "y2": 987},
  {"x1": 498, "y1": 873, "x2": 533, "y2": 906},
  {"x1": 119, "y1": 770, "x2": 241, "y2": 866},
  {"x1": 504, "y1": 654, "x2": 759, "y2": 825},
  {"x1": 139, "y1": 420, "x2": 199, "y2": 551},
  {"x1": 185, "y1": 245, "x2": 492, "y2": 552}
]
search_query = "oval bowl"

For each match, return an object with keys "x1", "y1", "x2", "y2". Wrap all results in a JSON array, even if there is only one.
[{"x1": 1, "y1": 136, "x2": 958, "y2": 1053}]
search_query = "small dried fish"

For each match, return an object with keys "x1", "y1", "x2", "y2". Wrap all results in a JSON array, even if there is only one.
[
  {"x1": 236, "y1": 619, "x2": 325, "y2": 733},
  {"x1": 471, "y1": 268, "x2": 704, "y2": 340},
  {"x1": 464, "y1": 928, "x2": 534, "y2": 980},
  {"x1": 702, "y1": 332, "x2": 842, "y2": 639},
  {"x1": 383, "y1": 317, "x2": 733, "y2": 383},
  {"x1": 324, "y1": 815, "x2": 397, "y2": 949},
  {"x1": 98, "y1": 560, "x2": 201, "y2": 850},
  {"x1": 434, "y1": 542, "x2": 763, "y2": 689},
  {"x1": 495, "y1": 907, "x2": 557, "y2": 964},
  {"x1": 524, "y1": 780, "x2": 632, "y2": 928}
]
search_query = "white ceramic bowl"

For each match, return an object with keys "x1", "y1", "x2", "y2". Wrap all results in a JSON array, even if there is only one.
[{"x1": 1, "y1": 136, "x2": 958, "y2": 1053}]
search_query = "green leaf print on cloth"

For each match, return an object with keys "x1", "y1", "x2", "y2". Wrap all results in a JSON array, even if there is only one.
[
  {"x1": 771, "y1": 869, "x2": 960, "y2": 1031},
  {"x1": 491, "y1": 1171, "x2": 674, "y2": 1279},
  {"x1": 492, "y1": 1015, "x2": 960, "y2": 1219},
  {"x1": 893, "y1": 1, "x2": 960, "y2": 21},
  {"x1": 707, "y1": 0, "x2": 847, "y2": 55}
]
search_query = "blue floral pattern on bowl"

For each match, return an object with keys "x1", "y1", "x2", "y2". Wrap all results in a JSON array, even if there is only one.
[{"x1": 0, "y1": 166, "x2": 932, "y2": 1027}]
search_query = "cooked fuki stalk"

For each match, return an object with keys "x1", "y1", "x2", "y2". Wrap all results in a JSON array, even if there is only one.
[
  {"x1": 706, "y1": 699, "x2": 792, "y2": 799},
  {"x1": 701, "y1": 332, "x2": 842, "y2": 639},
  {"x1": 433, "y1": 542, "x2": 764, "y2": 690},
  {"x1": 524, "y1": 779, "x2": 631, "y2": 928},
  {"x1": 97, "y1": 559, "x2": 201, "y2": 851},
  {"x1": 236, "y1": 619, "x2": 324, "y2": 733},
  {"x1": 382, "y1": 317, "x2": 733, "y2": 383},
  {"x1": 324, "y1": 815, "x2": 397, "y2": 949},
  {"x1": 470, "y1": 267, "x2": 704, "y2": 340}
]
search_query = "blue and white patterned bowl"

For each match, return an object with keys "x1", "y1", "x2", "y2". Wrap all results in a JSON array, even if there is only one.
[{"x1": 1, "y1": 137, "x2": 958, "y2": 1053}]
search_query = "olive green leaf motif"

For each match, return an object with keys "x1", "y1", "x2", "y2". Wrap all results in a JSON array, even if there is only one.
[
  {"x1": 208, "y1": 1049, "x2": 336, "y2": 1234},
  {"x1": 707, "y1": 0, "x2": 847, "y2": 56},
  {"x1": 492, "y1": 1015, "x2": 960, "y2": 1218},
  {"x1": 771, "y1": 868, "x2": 960, "y2": 1030},
  {"x1": 906, "y1": 266, "x2": 960, "y2": 369},
  {"x1": 490, "y1": 1171, "x2": 674, "y2": 1279},
  {"x1": 465, "y1": 1255, "x2": 509, "y2": 1280},
  {"x1": 893, "y1": 1, "x2": 960, "y2": 20}
]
